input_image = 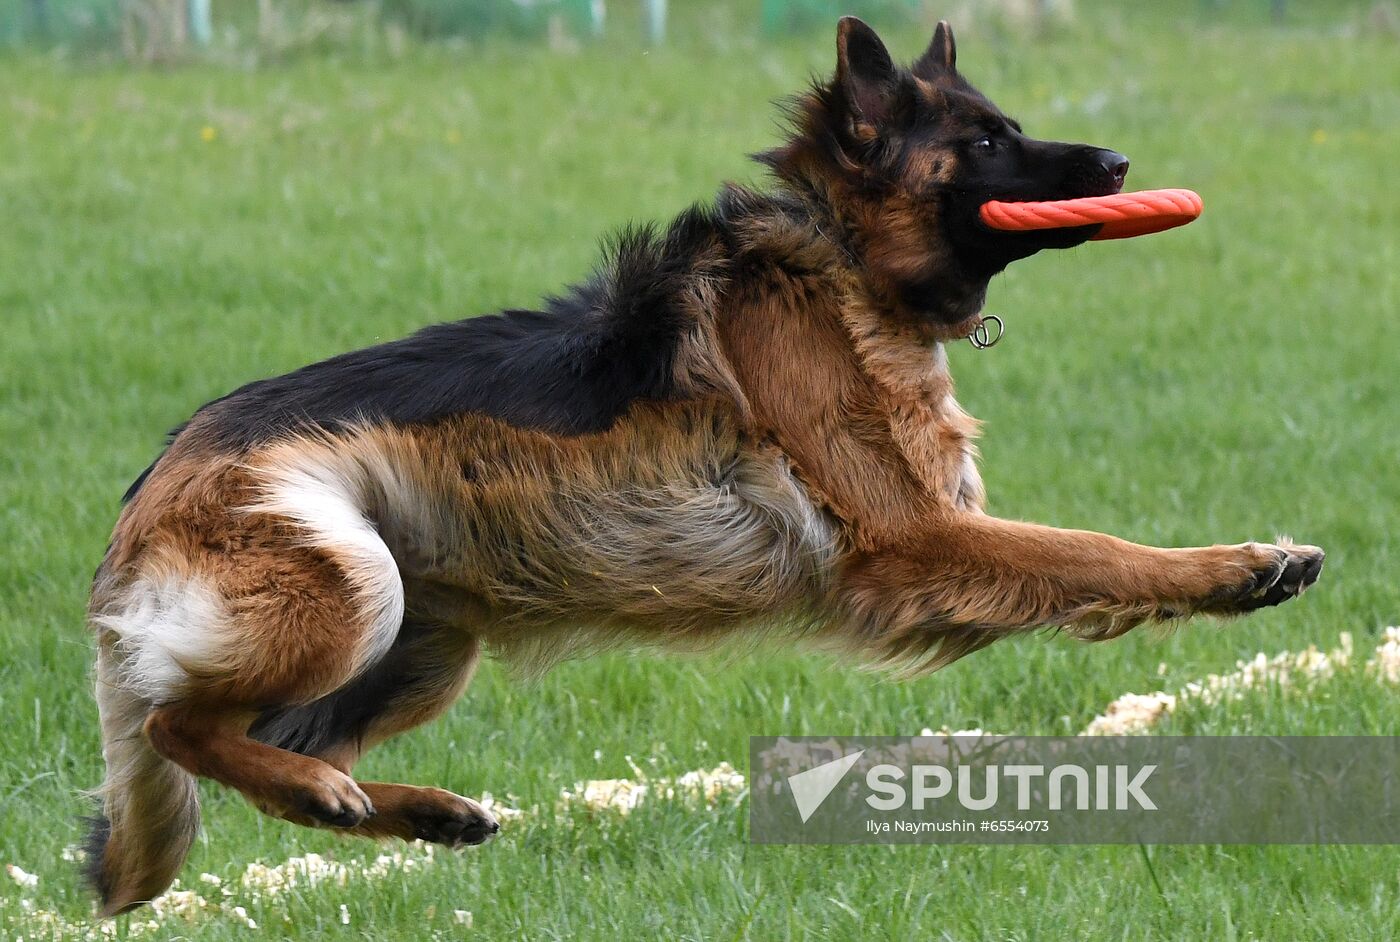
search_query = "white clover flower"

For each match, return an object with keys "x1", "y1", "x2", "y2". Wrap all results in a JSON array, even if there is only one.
[
  {"x1": 1083, "y1": 691, "x2": 1177, "y2": 736},
  {"x1": 1367, "y1": 627, "x2": 1400, "y2": 683},
  {"x1": 149, "y1": 888, "x2": 211, "y2": 922},
  {"x1": 228, "y1": 904, "x2": 258, "y2": 929},
  {"x1": 6, "y1": 865, "x2": 38, "y2": 889}
]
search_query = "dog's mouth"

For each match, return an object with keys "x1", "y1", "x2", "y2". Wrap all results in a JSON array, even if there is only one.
[
  {"x1": 945, "y1": 146, "x2": 1133, "y2": 266},
  {"x1": 991, "y1": 175, "x2": 1128, "y2": 207},
  {"x1": 971, "y1": 167, "x2": 1130, "y2": 246}
]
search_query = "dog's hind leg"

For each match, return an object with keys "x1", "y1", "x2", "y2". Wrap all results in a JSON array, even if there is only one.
[
  {"x1": 145, "y1": 705, "x2": 377, "y2": 827},
  {"x1": 144, "y1": 441, "x2": 499, "y2": 847},
  {"x1": 247, "y1": 616, "x2": 499, "y2": 846},
  {"x1": 89, "y1": 520, "x2": 402, "y2": 913},
  {"x1": 136, "y1": 538, "x2": 402, "y2": 830}
]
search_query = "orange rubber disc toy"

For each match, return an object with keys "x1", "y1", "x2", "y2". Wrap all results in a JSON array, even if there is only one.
[{"x1": 979, "y1": 188, "x2": 1203, "y2": 241}]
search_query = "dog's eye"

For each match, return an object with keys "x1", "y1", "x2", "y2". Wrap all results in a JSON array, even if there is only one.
[{"x1": 973, "y1": 137, "x2": 994, "y2": 150}]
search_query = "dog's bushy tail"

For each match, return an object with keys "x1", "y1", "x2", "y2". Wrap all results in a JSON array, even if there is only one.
[{"x1": 86, "y1": 644, "x2": 199, "y2": 917}]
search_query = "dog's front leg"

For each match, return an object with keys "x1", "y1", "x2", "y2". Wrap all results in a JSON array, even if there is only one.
[{"x1": 837, "y1": 514, "x2": 1323, "y2": 665}]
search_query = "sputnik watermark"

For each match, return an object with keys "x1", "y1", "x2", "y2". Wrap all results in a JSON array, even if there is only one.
[
  {"x1": 865, "y1": 762, "x2": 1156, "y2": 811},
  {"x1": 751, "y1": 736, "x2": 1400, "y2": 844},
  {"x1": 786, "y1": 751, "x2": 1156, "y2": 823}
]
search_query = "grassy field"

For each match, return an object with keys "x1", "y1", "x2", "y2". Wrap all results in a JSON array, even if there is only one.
[{"x1": 3, "y1": 4, "x2": 1399, "y2": 939}]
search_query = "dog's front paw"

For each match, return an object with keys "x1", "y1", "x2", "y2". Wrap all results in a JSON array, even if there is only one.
[
  {"x1": 405, "y1": 789, "x2": 500, "y2": 847},
  {"x1": 1203, "y1": 540, "x2": 1325, "y2": 615}
]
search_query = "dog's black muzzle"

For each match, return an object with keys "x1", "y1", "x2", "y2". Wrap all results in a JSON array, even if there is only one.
[
  {"x1": 1068, "y1": 147, "x2": 1129, "y2": 197},
  {"x1": 1019, "y1": 141, "x2": 1130, "y2": 199}
]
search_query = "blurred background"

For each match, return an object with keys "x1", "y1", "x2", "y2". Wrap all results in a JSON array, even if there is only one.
[
  {"x1": 2, "y1": 1, "x2": 1399, "y2": 939},
  {"x1": 2, "y1": 0, "x2": 1398, "y2": 60}
]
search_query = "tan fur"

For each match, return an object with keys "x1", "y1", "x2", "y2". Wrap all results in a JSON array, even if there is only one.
[{"x1": 237, "y1": 402, "x2": 835, "y2": 675}]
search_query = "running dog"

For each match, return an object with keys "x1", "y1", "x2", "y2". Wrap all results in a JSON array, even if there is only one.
[{"x1": 86, "y1": 17, "x2": 1324, "y2": 914}]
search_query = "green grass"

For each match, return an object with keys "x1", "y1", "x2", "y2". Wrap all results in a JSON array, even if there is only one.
[{"x1": 3, "y1": 6, "x2": 1400, "y2": 939}]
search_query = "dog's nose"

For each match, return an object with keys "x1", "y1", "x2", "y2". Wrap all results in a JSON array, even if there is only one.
[{"x1": 1099, "y1": 151, "x2": 1129, "y2": 192}]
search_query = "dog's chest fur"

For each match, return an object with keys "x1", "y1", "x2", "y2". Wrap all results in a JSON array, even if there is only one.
[{"x1": 838, "y1": 299, "x2": 985, "y2": 514}]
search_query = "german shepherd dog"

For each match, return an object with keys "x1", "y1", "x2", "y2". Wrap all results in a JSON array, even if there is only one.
[{"x1": 86, "y1": 17, "x2": 1324, "y2": 914}]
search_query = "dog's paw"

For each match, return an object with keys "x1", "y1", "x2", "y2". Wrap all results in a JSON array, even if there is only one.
[
  {"x1": 295, "y1": 770, "x2": 376, "y2": 828},
  {"x1": 404, "y1": 789, "x2": 500, "y2": 847},
  {"x1": 1204, "y1": 540, "x2": 1325, "y2": 615}
]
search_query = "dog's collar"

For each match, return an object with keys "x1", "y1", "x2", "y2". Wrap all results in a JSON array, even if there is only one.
[{"x1": 930, "y1": 312, "x2": 1004, "y2": 348}]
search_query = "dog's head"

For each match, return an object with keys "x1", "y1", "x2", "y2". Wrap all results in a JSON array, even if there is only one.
[{"x1": 762, "y1": 17, "x2": 1128, "y2": 328}]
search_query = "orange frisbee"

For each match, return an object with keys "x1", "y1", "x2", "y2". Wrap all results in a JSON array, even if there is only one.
[{"x1": 979, "y1": 188, "x2": 1203, "y2": 241}]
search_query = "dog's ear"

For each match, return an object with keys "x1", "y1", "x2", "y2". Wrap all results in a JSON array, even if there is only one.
[
  {"x1": 913, "y1": 20, "x2": 957, "y2": 79},
  {"x1": 836, "y1": 16, "x2": 898, "y2": 131}
]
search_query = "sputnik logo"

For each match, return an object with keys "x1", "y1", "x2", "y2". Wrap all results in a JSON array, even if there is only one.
[{"x1": 786, "y1": 750, "x2": 865, "y2": 823}]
